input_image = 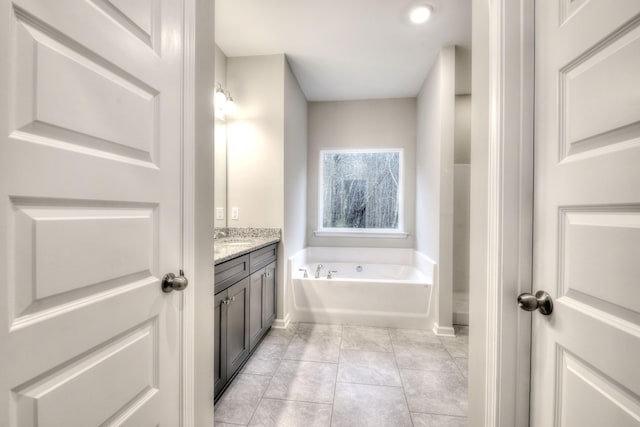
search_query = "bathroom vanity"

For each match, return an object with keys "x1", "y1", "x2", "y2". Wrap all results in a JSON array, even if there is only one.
[{"x1": 213, "y1": 235, "x2": 279, "y2": 399}]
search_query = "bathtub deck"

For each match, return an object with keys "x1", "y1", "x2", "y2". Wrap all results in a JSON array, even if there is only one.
[{"x1": 214, "y1": 323, "x2": 468, "y2": 426}]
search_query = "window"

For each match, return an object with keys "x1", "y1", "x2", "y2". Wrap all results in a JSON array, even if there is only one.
[{"x1": 318, "y1": 149, "x2": 404, "y2": 236}]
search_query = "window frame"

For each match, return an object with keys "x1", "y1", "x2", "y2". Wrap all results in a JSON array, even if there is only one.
[{"x1": 316, "y1": 147, "x2": 407, "y2": 238}]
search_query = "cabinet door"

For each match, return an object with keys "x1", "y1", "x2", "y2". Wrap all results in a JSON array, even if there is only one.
[
  {"x1": 249, "y1": 268, "x2": 264, "y2": 351},
  {"x1": 226, "y1": 276, "x2": 250, "y2": 376},
  {"x1": 263, "y1": 261, "x2": 277, "y2": 327},
  {"x1": 214, "y1": 290, "x2": 228, "y2": 397}
]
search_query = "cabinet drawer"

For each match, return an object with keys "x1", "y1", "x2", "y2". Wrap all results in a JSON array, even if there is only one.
[
  {"x1": 250, "y1": 244, "x2": 278, "y2": 273},
  {"x1": 215, "y1": 254, "x2": 250, "y2": 293}
]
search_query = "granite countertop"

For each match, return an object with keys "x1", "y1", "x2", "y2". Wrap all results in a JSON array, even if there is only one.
[{"x1": 214, "y1": 228, "x2": 281, "y2": 265}]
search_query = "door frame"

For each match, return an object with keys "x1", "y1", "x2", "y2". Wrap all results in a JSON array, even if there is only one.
[
  {"x1": 469, "y1": 0, "x2": 535, "y2": 426},
  {"x1": 182, "y1": 0, "x2": 217, "y2": 425},
  {"x1": 180, "y1": 0, "x2": 539, "y2": 424}
]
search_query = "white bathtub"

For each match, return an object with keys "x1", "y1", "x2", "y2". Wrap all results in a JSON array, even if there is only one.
[{"x1": 288, "y1": 247, "x2": 435, "y2": 329}]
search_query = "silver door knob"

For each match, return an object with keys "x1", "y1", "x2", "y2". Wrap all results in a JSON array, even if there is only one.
[
  {"x1": 162, "y1": 269, "x2": 189, "y2": 293},
  {"x1": 517, "y1": 290, "x2": 553, "y2": 315}
]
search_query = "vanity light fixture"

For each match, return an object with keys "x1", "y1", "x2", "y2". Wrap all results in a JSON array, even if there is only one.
[
  {"x1": 224, "y1": 91, "x2": 237, "y2": 115},
  {"x1": 214, "y1": 83, "x2": 237, "y2": 119},
  {"x1": 409, "y1": 4, "x2": 432, "y2": 24},
  {"x1": 215, "y1": 84, "x2": 227, "y2": 109}
]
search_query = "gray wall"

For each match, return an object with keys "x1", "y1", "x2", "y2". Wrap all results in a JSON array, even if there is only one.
[
  {"x1": 455, "y1": 46, "x2": 472, "y2": 96},
  {"x1": 306, "y1": 98, "x2": 417, "y2": 248},
  {"x1": 226, "y1": 55, "x2": 285, "y2": 228},
  {"x1": 283, "y1": 58, "x2": 308, "y2": 321},
  {"x1": 415, "y1": 46, "x2": 456, "y2": 332},
  {"x1": 214, "y1": 45, "x2": 227, "y2": 228},
  {"x1": 469, "y1": 0, "x2": 490, "y2": 422},
  {"x1": 416, "y1": 58, "x2": 442, "y2": 260},
  {"x1": 226, "y1": 54, "x2": 287, "y2": 325},
  {"x1": 454, "y1": 95, "x2": 471, "y2": 164},
  {"x1": 453, "y1": 95, "x2": 471, "y2": 296},
  {"x1": 194, "y1": 0, "x2": 216, "y2": 424},
  {"x1": 226, "y1": 54, "x2": 307, "y2": 324}
]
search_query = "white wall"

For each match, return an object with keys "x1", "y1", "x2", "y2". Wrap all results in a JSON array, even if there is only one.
[
  {"x1": 226, "y1": 55, "x2": 285, "y2": 227},
  {"x1": 214, "y1": 45, "x2": 227, "y2": 228},
  {"x1": 306, "y1": 98, "x2": 417, "y2": 248},
  {"x1": 283, "y1": 57, "x2": 308, "y2": 322},
  {"x1": 415, "y1": 46, "x2": 456, "y2": 334}
]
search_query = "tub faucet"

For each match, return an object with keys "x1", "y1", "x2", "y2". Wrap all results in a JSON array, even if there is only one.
[
  {"x1": 327, "y1": 270, "x2": 338, "y2": 279},
  {"x1": 298, "y1": 268, "x2": 309, "y2": 278},
  {"x1": 315, "y1": 264, "x2": 324, "y2": 279}
]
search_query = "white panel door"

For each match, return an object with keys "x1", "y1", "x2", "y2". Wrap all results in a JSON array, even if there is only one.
[
  {"x1": 0, "y1": 0, "x2": 184, "y2": 425},
  {"x1": 532, "y1": 1, "x2": 640, "y2": 426}
]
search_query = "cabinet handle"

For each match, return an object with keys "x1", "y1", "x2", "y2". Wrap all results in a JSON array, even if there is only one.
[
  {"x1": 222, "y1": 297, "x2": 230, "y2": 305},
  {"x1": 230, "y1": 295, "x2": 236, "y2": 302}
]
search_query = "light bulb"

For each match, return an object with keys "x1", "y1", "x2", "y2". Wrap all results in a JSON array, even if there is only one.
[
  {"x1": 214, "y1": 89, "x2": 227, "y2": 109},
  {"x1": 410, "y1": 5, "x2": 432, "y2": 24},
  {"x1": 225, "y1": 93, "x2": 237, "y2": 116}
]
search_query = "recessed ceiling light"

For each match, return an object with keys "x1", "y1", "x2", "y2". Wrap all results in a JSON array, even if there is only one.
[{"x1": 409, "y1": 5, "x2": 432, "y2": 24}]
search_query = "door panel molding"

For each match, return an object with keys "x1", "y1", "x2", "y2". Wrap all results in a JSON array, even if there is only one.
[
  {"x1": 559, "y1": 14, "x2": 640, "y2": 161},
  {"x1": 12, "y1": 319, "x2": 159, "y2": 426},
  {"x1": 87, "y1": 0, "x2": 161, "y2": 51},
  {"x1": 556, "y1": 345, "x2": 640, "y2": 426}
]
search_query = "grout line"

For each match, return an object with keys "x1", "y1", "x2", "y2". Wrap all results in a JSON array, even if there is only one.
[
  {"x1": 221, "y1": 323, "x2": 469, "y2": 425},
  {"x1": 398, "y1": 366, "x2": 460, "y2": 374},
  {"x1": 334, "y1": 379, "x2": 405, "y2": 389},
  {"x1": 244, "y1": 332, "x2": 289, "y2": 425},
  {"x1": 410, "y1": 409, "x2": 468, "y2": 418},
  {"x1": 329, "y1": 328, "x2": 342, "y2": 426},
  {"x1": 391, "y1": 329, "x2": 415, "y2": 427},
  {"x1": 258, "y1": 396, "x2": 334, "y2": 406}
]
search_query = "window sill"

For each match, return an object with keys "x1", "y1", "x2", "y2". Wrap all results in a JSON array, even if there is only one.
[{"x1": 313, "y1": 230, "x2": 409, "y2": 239}]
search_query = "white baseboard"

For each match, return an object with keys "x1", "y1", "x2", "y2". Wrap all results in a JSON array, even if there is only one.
[
  {"x1": 433, "y1": 322, "x2": 456, "y2": 337},
  {"x1": 272, "y1": 313, "x2": 290, "y2": 329}
]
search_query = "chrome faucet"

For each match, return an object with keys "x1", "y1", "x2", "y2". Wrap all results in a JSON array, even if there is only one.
[
  {"x1": 214, "y1": 230, "x2": 227, "y2": 239},
  {"x1": 299, "y1": 268, "x2": 309, "y2": 278},
  {"x1": 315, "y1": 264, "x2": 324, "y2": 279}
]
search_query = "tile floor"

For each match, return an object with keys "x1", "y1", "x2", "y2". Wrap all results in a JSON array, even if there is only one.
[{"x1": 214, "y1": 323, "x2": 468, "y2": 427}]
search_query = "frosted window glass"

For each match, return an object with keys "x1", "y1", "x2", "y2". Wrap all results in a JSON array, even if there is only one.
[{"x1": 321, "y1": 150, "x2": 400, "y2": 229}]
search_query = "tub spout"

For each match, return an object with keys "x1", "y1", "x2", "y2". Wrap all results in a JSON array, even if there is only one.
[{"x1": 315, "y1": 264, "x2": 324, "y2": 279}]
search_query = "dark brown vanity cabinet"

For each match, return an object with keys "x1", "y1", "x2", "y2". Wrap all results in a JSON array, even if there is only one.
[
  {"x1": 214, "y1": 243, "x2": 277, "y2": 399},
  {"x1": 214, "y1": 276, "x2": 250, "y2": 397},
  {"x1": 249, "y1": 261, "x2": 277, "y2": 350}
]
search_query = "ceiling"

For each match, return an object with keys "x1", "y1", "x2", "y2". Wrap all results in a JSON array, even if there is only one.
[{"x1": 215, "y1": 0, "x2": 471, "y2": 101}]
